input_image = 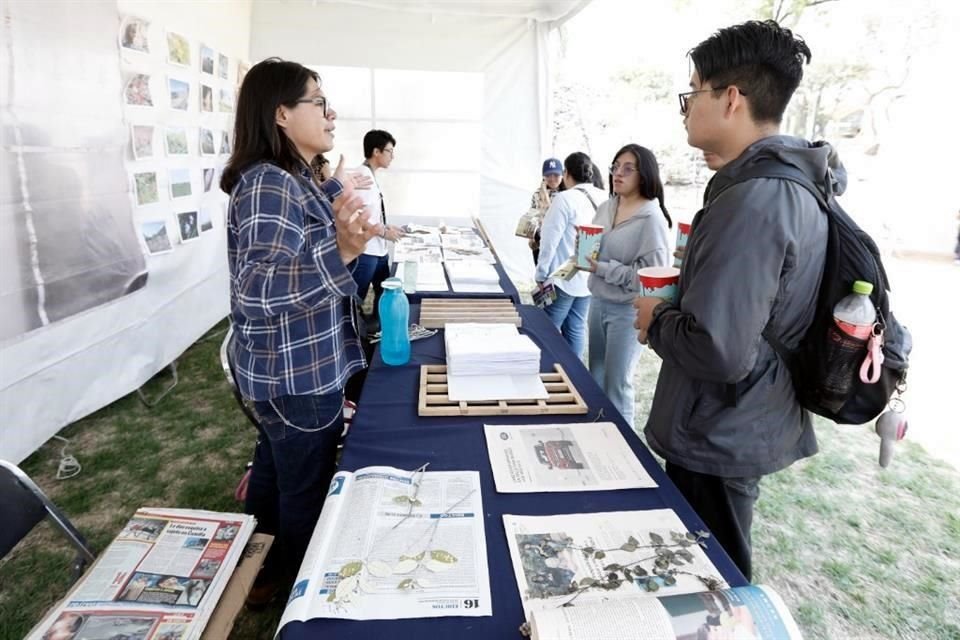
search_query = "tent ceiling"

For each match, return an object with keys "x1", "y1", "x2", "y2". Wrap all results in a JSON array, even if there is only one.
[{"x1": 300, "y1": 0, "x2": 591, "y2": 23}]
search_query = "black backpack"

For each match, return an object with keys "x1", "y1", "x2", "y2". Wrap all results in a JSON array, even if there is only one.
[{"x1": 727, "y1": 161, "x2": 912, "y2": 425}]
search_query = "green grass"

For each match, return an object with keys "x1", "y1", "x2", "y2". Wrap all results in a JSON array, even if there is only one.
[
  {"x1": 0, "y1": 322, "x2": 283, "y2": 640},
  {"x1": 629, "y1": 349, "x2": 960, "y2": 640},
  {"x1": 2, "y1": 318, "x2": 959, "y2": 639}
]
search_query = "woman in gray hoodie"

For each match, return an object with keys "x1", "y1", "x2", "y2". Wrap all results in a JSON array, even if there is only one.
[{"x1": 586, "y1": 144, "x2": 672, "y2": 427}]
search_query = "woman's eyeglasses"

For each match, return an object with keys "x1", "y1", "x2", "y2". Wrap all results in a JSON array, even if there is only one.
[
  {"x1": 609, "y1": 163, "x2": 637, "y2": 176},
  {"x1": 295, "y1": 96, "x2": 330, "y2": 117}
]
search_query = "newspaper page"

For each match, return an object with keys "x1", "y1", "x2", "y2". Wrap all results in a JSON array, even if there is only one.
[
  {"x1": 279, "y1": 466, "x2": 491, "y2": 629},
  {"x1": 504, "y1": 509, "x2": 728, "y2": 619},
  {"x1": 27, "y1": 508, "x2": 256, "y2": 640},
  {"x1": 529, "y1": 584, "x2": 804, "y2": 640},
  {"x1": 483, "y1": 422, "x2": 657, "y2": 492},
  {"x1": 394, "y1": 242, "x2": 443, "y2": 264}
]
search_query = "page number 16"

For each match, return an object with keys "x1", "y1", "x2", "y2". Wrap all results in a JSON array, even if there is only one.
[{"x1": 463, "y1": 599, "x2": 479, "y2": 608}]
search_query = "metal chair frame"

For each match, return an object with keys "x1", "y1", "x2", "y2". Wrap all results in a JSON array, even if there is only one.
[{"x1": 0, "y1": 459, "x2": 96, "y2": 582}]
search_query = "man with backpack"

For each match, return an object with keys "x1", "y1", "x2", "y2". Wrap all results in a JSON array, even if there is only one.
[{"x1": 632, "y1": 20, "x2": 836, "y2": 581}]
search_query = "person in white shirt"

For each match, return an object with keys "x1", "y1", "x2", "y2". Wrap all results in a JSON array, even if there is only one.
[
  {"x1": 534, "y1": 152, "x2": 606, "y2": 359},
  {"x1": 352, "y1": 130, "x2": 404, "y2": 320}
]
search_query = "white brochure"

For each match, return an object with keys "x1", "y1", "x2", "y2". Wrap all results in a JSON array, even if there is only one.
[{"x1": 483, "y1": 422, "x2": 657, "y2": 492}]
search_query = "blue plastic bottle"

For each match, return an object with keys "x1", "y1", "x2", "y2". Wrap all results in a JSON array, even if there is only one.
[{"x1": 379, "y1": 277, "x2": 410, "y2": 366}]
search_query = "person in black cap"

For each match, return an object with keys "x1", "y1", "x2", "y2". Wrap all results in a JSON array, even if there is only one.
[{"x1": 528, "y1": 158, "x2": 564, "y2": 263}]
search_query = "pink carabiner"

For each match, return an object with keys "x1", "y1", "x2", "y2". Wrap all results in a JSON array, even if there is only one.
[{"x1": 860, "y1": 328, "x2": 885, "y2": 384}]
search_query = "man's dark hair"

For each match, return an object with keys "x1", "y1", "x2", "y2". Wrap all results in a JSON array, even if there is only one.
[
  {"x1": 363, "y1": 129, "x2": 396, "y2": 159},
  {"x1": 563, "y1": 152, "x2": 594, "y2": 185},
  {"x1": 221, "y1": 58, "x2": 319, "y2": 194},
  {"x1": 689, "y1": 20, "x2": 811, "y2": 124}
]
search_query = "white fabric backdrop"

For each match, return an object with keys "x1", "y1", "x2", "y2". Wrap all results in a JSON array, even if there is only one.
[{"x1": 0, "y1": 0, "x2": 252, "y2": 464}]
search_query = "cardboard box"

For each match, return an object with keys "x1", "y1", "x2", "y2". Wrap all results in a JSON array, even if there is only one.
[{"x1": 201, "y1": 533, "x2": 273, "y2": 640}]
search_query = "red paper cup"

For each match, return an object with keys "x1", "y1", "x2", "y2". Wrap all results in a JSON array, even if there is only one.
[
  {"x1": 637, "y1": 266, "x2": 680, "y2": 302},
  {"x1": 575, "y1": 224, "x2": 604, "y2": 268},
  {"x1": 674, "y1": 222, "x2": 692, "y2": 267}
]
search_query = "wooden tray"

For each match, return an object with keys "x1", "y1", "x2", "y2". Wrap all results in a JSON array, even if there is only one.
[
  {"x1": 419, "y1": 298, "x2": 521, "y2": 328},
  {"x1": 418, "y1": 364, "x2": 588, "y2": 416}
]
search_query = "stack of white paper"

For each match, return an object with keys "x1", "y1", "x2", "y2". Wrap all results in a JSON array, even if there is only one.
[
  {"x1": 395, "y1": 261, "x2": 448, "y2": 292},
  {"x1": 445, "y1": 261, "x2": 502, "y2": 292},
  {"x1": 444, "y1": 324, "x2": 547, "y2": 401},
  {"x1": 445, "y1": 261, "x2": 498, "y2": 284}
]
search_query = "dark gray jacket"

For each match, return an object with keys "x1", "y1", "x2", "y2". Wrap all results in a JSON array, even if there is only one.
[{"x1": 644, "y1": 136, "x2": 843, "y2": 477}]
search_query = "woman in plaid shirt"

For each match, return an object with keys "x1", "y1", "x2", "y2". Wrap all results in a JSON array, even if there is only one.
[{"x1": 220, "y1": 58, "x2": 382, "y2": 606}]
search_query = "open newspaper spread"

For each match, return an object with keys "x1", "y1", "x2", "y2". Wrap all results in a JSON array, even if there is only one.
[
  {"x1": 483, "y1": 422, "x2": 657, "y2": 492},
  {"x1": 278, "y1": 466, "x2": 491, "y2": 631},
  {"x1": 528, "y1": 584, "x2": 804, "y2": 640},
  {"x1": 504, "y1": 510, "x2": 728, "y2": 620},
  {"x1": 27, "y1": 508, "x2": 256, "y2": 640}
]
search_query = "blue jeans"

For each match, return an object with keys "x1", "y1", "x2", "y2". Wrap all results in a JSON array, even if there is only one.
[
  {"x1": 352, "y1": 253, "x2": 391, "y2": 312},
  {"x1": 543, "y1": 288, "x2": 590, "y2": 360},
  {"x1": 246, "y1": 392, "x2": 343, "y2": 581},
  {"x1": 588, "y1": 297, "x2": 644, "y2": 427}
]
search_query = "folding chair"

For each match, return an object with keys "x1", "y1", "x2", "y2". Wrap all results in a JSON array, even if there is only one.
[{"x1": 0, "y1": 460, "x2": 95, "y2": 583}]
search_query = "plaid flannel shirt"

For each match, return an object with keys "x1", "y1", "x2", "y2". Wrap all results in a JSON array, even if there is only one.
[{"x1": 227, "y1": 162, "x2": 365, "y2": 401}]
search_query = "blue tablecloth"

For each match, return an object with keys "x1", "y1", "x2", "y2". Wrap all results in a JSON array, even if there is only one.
[
  {"x1": 281, "y1": 304, "x2": 746, "y2": 639},
  {"x1": 391, "y1": 258, "x2": 521, "y2": 304}
]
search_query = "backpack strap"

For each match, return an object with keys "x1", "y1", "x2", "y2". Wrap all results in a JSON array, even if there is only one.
[
  {"x1": 573, "y1": 186, "x2": 600, "y2": 212},
  {"x1": 718, "y1": 161, "x2": 830, "y2": 406}
]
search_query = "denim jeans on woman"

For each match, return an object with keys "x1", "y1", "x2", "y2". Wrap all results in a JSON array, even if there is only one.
[
  {"x1": 588, "y1": 297, "x2": 643, "y2": 427},
  {"x1": 246, "y1": 391, "x2": 343, "y2": 582},
  {"x1": 542, "y1": 287, "x2": 590, "y2": 360}
]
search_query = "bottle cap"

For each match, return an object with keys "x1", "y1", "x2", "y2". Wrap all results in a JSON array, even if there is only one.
[
  {"x1": 852, "y1": 280, "x2": 873, "y2": 295},
  {"x1": 382, "y1": 277, "x2": 402, "y2": 290}
]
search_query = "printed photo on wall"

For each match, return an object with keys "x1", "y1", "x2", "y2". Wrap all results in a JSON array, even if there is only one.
[
  {"x1": 199, "y1": 204, "x2": 214, "y2": 233},
  {"x1": 200, "y1": 44, "x2": 215, "y2": 75},
  {"x1": 236, "y1": 61, "x2": 249, "y2": 89},
  {"x1": 200, "y1": 129, "x2": 217, "y2": 156},
  {"x1": 131, "y1": 125, "x2": 154, "y2": 160},
  {"x1": 169, "y1": 168, "x2": 192, "y2": 199},
  {"x1": 134, "y1": 172, "x2": 159, "y2": 206},
  {"x1": 123, "y1": 73, "x2": 153, "y2": 107},
  {"x1": 168, "y1": 78, "x2": 190, "y2": 111},
  {"x1": 203, "y1": 168, "x2": 215, "y2": 192},
  {"x1": 166, "y1": 31, "x2": 190, "y2": 66},
  {"x1": 141, "y1": 220, "x2": 173, "y2": 255},
  {"x1": 219, "y1": 131, "x2": 231, "y2": 155},
  {"x1": 200, "y1": 84, "x2": 214, "y2": 113},
  {"x1": 177, "y1": 211, "x2": 200, "y2": 242},
  {"x1": 119, "y1": 16, "x2": 150, "y2": 53},
  {"x1": 218, "y1": 88, "x2": 234, "y2": 113},
  {"x1": 164, "y1": 127, "x2": 189, "y2": 156},
  {"x1": 218, "y1": 53, "x2": 229, "y2": 80}
]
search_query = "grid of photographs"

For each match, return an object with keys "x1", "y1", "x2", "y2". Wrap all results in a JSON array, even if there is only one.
[{"x1": 121, "y1": 13, "x2": 240, "y2": 256}]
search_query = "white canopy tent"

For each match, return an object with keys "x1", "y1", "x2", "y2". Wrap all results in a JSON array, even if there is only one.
[
  {"x1": 0, "y1": 0, "x2": 590, "y2": 463},
  {"x1": 250, "y1": 0, "x2": 591, "y2": 282}
]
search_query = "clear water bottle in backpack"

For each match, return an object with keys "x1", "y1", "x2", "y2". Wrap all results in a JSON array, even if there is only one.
[{"x1": 819, "y1": 280, "x2": 876, "y2": 411}]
